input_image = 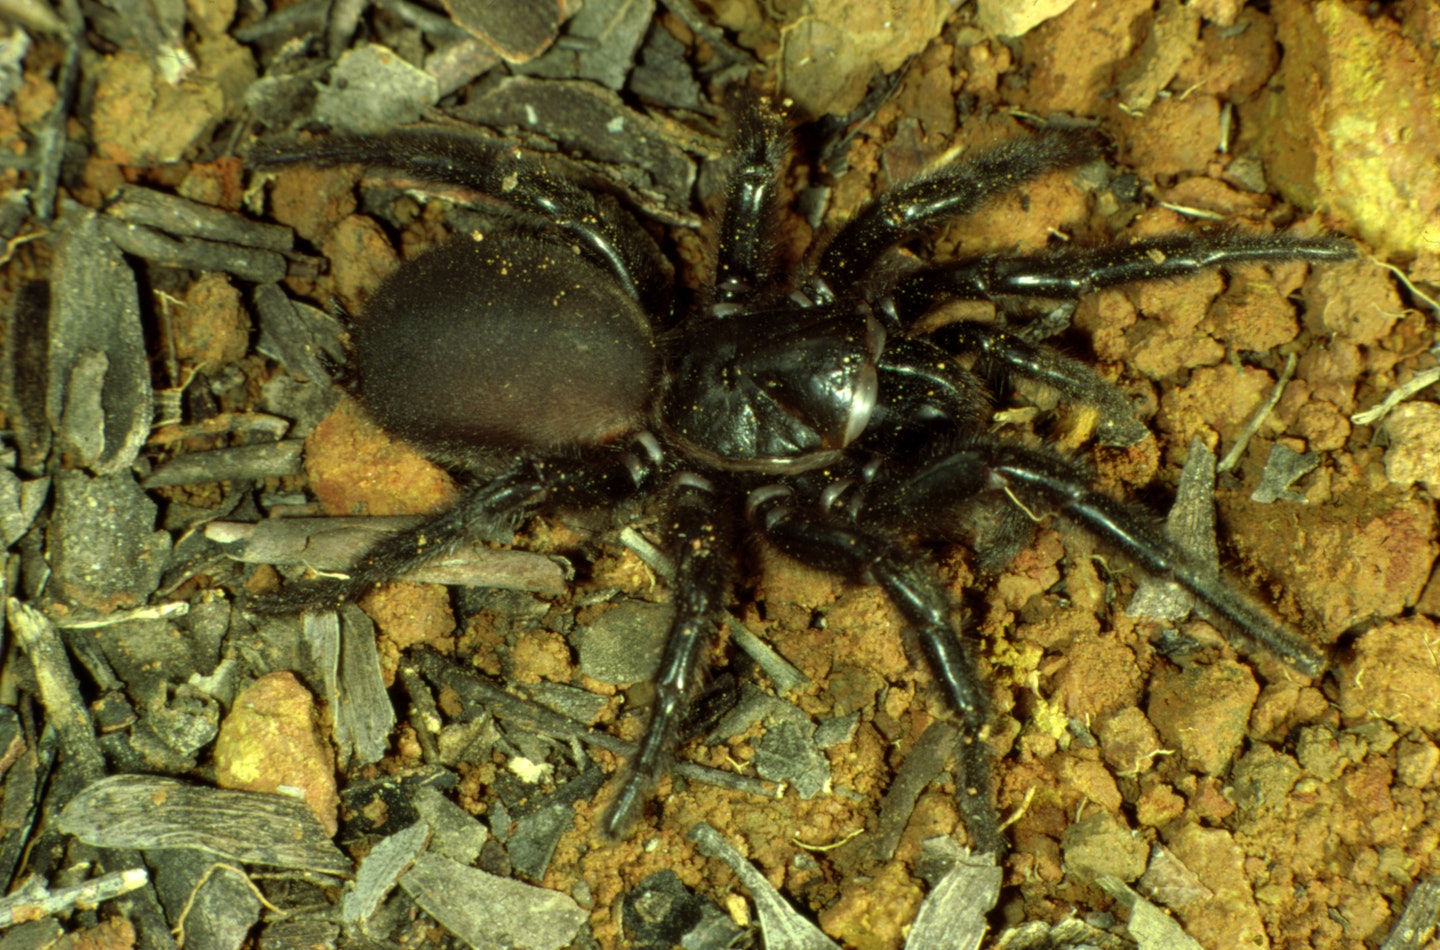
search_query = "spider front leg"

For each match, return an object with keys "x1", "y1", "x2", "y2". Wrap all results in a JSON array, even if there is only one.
[
  {"x1": 603, "y1": 476, "x2": 737, "y2": 838},
  {"x1": 891, "y1": 231, "x2": 1355, "y2": 315},
  {"x1": 815, "y1": 130, "x2": 1103, "y2": 297},
  {"x1": 753, "y1": 492, "x2": 1003, "y2": 854},
  {"x1": 249, "y1": 129, "x2": 672, "y2": 311},
  {"x1": 713, "y1": 97, "x2": 788, "y2": 303},
  {"x1": 924, "y1": 322, "x2": 1149, "y2": 446},
  {"x1": 867, "y1": 441, "x2": 1325, "y2": 676},
  {"x1": 250, "y1": 445, "x2": 657, "y2": 614}
]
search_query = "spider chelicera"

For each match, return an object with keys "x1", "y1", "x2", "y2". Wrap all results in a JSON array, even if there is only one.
[{"x1": 250, "y1": 98, "x2": 1350, "y2": 852}]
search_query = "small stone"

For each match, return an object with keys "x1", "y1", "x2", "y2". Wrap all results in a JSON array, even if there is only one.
[
  {"x1": 1395, "y1": 737, "x2": 1439, "y2": 788},
  {"x1": 1339, "y1": 618, "x2": 1440, "y2": 733},
  {"x1": 1228, "y1": 746, "x2": 1301, "y2": 824},
  {"x1": 1098, "y1": 706, "x2": 1163, "y2": 777},
  {"x1": 1061, "y1": 810, "x2": 1149, "y2": 882},
  {"x1": 1146, "y1": 659, "x2": 1258, "y2": 775},
  {"x1": 1295, "y1": 724, "x2": 1365, "y2": 781},
  {"x1": 577, "y1": 601, "x2": 672, "y2": 684},
  {"x1": 1135, "y1": 783, "x2": 1186, "y2": 828},
  {"x1": 1165, "y1": 824, "x2": 1268, "y2": 948},
  {"x1": 214, "y1": 672, "x2": 339, "y2": 835},
  {"x1": 1382, "y1": 401, "x2": 1440, "y2": 496},
  {"x1": 976, "y1": 0, "x2": 1080, "y2": 37},
  {"x1": 622, "y1": 870, "x2": 705, "y2": 948}
]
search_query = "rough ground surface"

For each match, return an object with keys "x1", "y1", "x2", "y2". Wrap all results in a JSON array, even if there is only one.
[{"x1": 2, "y1": 1, "x2": 1438, "y2": 949}]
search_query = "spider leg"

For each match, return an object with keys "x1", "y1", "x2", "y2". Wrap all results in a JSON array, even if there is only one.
[
  {"x1": 926, "y1": 323, "x2": 1148, "y2": 446},
  {"x1": 248, "y1": 130, "x2": 671, "y2": 311},
  {"x1": 862, "y1": 335, "x2": 991, "y2": 455},
  {"x1": 714, "y1": 97, "x2": 788, "y2": 304},
  {"x1": 867, "y1": 442, "x2": 1325, "y2": 676},
  {"x1": 892, "y1": 231, "x2": 1355, "y2": 315},
  {"x1": 603, "y1": 476, "x2": 736, "y2": 838},
  {"x1": 815, "y1": 130, "x2": 1102, "y2": 295},
  {"x1": 250, "y1": 444, "x2": 658, "y2": 614},
  {"x1": 754, "y1": 493, "x2": 1003, "y2": 853}
]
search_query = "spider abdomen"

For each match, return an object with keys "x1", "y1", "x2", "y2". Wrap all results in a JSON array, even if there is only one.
[{"x1": 353, "y1": 233, "x2": 657, "y2": 468}]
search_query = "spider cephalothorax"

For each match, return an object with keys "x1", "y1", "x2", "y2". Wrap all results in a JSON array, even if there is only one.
[{"x1": 250, "y1": 98, "x2": 1350, "y2": 851}]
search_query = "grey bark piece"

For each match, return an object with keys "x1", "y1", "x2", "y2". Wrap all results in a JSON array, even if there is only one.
[
  {"x1": 518, "y1": 0, "x2": 654, "y2": 90},
  {"x1": 413, "y1": 784, "x2": 488, "y2": 865},
  {"x1": 688, "y1": 822, "x2": 840, "y2": 950},
  {"x1": 341, "y1": 821, "x2": 430, "y2": 925},
  {"x1": 629, "y1": 17, "x2": 703, "y2": 110},
  {"x1": 813, "y1": 712, "x2": 859, "y2": 749},
  {"x1": 439, "y1": 0, "x2": 564, "y2": 63},
  {"x1": 0, "y1": 469, "x2": 49, "y2": 545},
  {"x1": 904, "y1": 848, "x2": 1001, "y2": 950},
  {"x1": 94, "y1": 0, "x2": 189, "y2": 82},
  {"x1": 425, "y1": 35, "x2": 503, "y2": 98},
  {"x1": 413, "y1": 650, "x2": 775, "y2": 801},
  {"x1": 0, "y1": 27, "x2": 29, "y2": 102},
  {"x1": 577, "y1": 601, "x2": 672, "y2": 684},
  {"x1": 108, "y1": 186, "x2": 294, "y2": 251},
  {"x1": 527, "y1": 681, "x2": 608, "y2": 724},
  {"x1": 142, "y1": 440, "x2": 306, "y2": 488},
  {"x1": 244, "y1": 56, "x2": 327, "y2": 130},
  {"x1": 1138, "y1": 843, "x2": 1213, "y2": 909},
  {"x1": 375, "y1": 0, "x2": 468, "y2": 40},
  {"x1": 56, "y1": 349, "x2": 108, "y2": 465},
  {"x1": 506, "y1": 804, "x2": 574, "y2": 881},
  {"x1": 1128, "y1": 437, "x2": 1218, "y2": 624},
  {"x1": 308, "y1": 607, "x2": 396, "y2": 768},
  {"x1": 49, "y1": 469, "x2": 171, "y2": 609},
  {"x1": 1381, "y1": 876, "x2": 1440, "y2": 950},
  {"x1": 57, "y1": 775, "x2": 351, "y2": 875},
  {"x1": 253, "y1": 283, "x2": 346, "y2": 384},
  {"x1": 99, "y1": 216, "x2": 290, "y2": 283},
  {"x1": 4, "y1": 280, "x2": 53, "y2": 473},
  {"x1": 726, "y1": 617, "x2": 809, "y2": 693},
  {"x1": 507, "y1": 766, "x2": 605, "y2": 881},
  {"x1": 28, "y1": 23, "x2": 78, "y2": 221},
  {"x1": 869, "y1": 721, "x2": 959, "y2": 863},
  {"x1": 753, "y1": 705, "x2": 830, "y2": 799},
  {"x1": 400, "y1": 851, "x2": 588, "y2": 950},
  {"x1": 6, "y1": 598, "x2": 106, "y2": 779},
  {"x1": 1096, "y1": 875, "x2": 1206, "y2": 950},
  {"x1": 47, "y1": 212, "x2": 151, "y2": 476},
  {"x1": 315, "y1": 43, "x2": 440, "y2": 134},
  {"x1": 259, "y1": 919, "x2": 341, "y2": 949},
  {"x1": 0, "y1": 868, "x2": 149, "y2": 929},
  {"x1": 1251, "y1": 443, "x2": 1319, "y2": 504},
  {"x1": 151, "y1": 849, "x2": 262, "y2": 950}
]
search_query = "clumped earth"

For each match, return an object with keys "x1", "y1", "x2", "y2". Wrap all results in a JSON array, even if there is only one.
[{"x1": 2, "y1": 1, "x2": 1437, "y2": 949}]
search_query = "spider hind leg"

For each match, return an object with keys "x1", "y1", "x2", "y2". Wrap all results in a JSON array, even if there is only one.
[{"x1": 756, "y1": 496, "x2": 1004, "y2": 854}]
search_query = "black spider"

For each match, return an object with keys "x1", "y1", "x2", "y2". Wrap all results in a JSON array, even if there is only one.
[{"x1": 249, "y1": 99, "x2": 1350, "y2": 852}]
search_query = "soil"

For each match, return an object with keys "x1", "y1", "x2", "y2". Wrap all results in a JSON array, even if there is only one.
[{"x1": 2, "y1": 1, "x2": 1438, "y2": 949}]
